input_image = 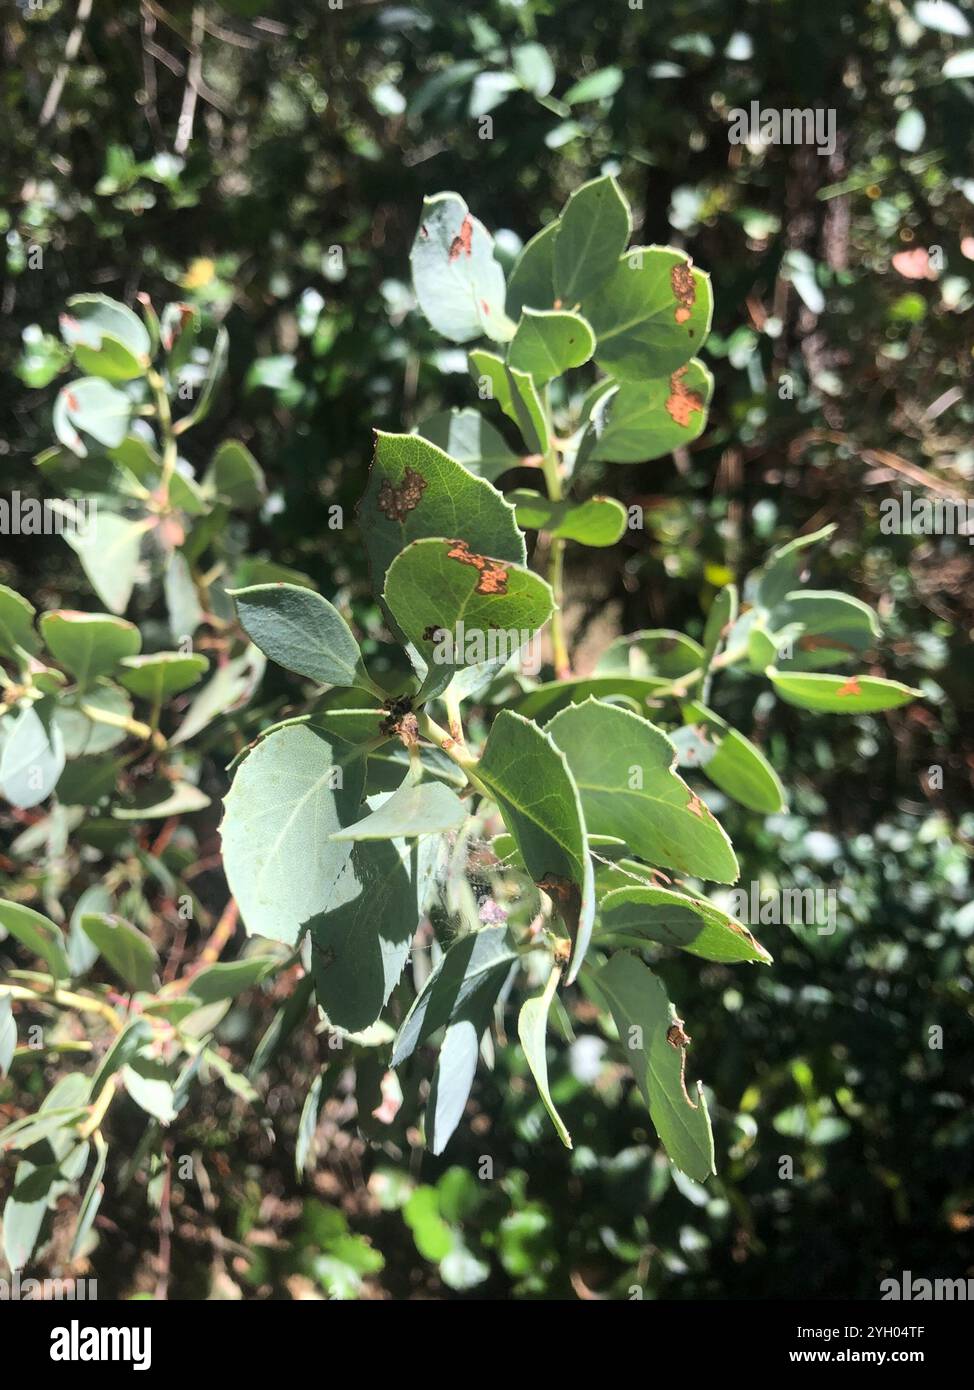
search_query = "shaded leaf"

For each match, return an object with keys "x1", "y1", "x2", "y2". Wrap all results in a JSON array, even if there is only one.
[
  {"x1": 591, "y1": 952, "x2": 715, "y2": 1182},
  {"x1": 478, "y1": 710, "x2": 595, "y2": 982}
]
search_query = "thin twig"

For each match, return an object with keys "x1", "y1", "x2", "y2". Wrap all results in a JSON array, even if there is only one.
[
  {"x1": 174, "y1": 6, "x2": 204, "y2": 156},
  {"x1": 38, "y1": 0, "x2": 94, "y2": 129}
]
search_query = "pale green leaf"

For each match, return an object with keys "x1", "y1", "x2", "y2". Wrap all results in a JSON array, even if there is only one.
[
  {"x1": 517, "y1": 965, "x2": 572, "y2": 1147},
  {"x1": 221, "y1": 721, "x2": 368, "y2": 944},
  {"x1": 546, "y1": 698, "x2": 739, "y2": 883}
]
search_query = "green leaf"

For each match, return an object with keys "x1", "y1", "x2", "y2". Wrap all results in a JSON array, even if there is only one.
[
  {"x1": 392, "y1": 926, "x2": 518, "y2": 1067},
  {"x1": 122, "y1": 1057, "x2": 177, "y2": 1124},
  {"x1": 410, "y1": 192, "x2": 515, "y2": 343},
  {"x1": 175, "y1": 325, "x2": 229, "y2": 432},
  {"x1": 204, "y1": 440, "x2": 265, "y2": 510},
  {"x1": 90, "y1": 1018, "x2": 153, "y2": 1096},
  {"x1": 553, "y1": 174, "x2": 631, "y2": 305},
  {"x1": 111, "y1": 777, "x2": 210, "y2": 820},
  {"x1": 508, "y1": 309, "x2": 595, "y2": 384},
  {"x1": 597, "y1": 884, "x2": 771, "y2": 964},
  {"x1": 0, "y1": 700, "x2": 66, "y2": 809},
  {"x1": 39, "y1": 611, "x2": 141, "y2": 686},
  {"x1": 55, "y1": 683, "x2": 132, "y2": 756},
  {"x1": 582, "y1": 248, "x2": 712, "y2": 381},
  {"x1": 221, "y1": 721, "x2": 368, "y2": 944},
  {"x1": 295, "y1": 1072, "x2": 325, "y2": 1178},
  {"x1": 506, "y1": 221, "x2": 558, "y2": 319},
  {"x1": 60, "y1": 295, "x2": 151, "y2": 381},
  {"x1": 546, "y1": 699, "x2": 739, "y2": 883},
  {"x1": 563, "y1": 67, "x2": 623, "y2": 104},
  {"x1": 517, "y1": 965, "x2": 572, "y2": 1148},
  {"x1": 382, "y1": 538, "x2": 554, "y2": 699},
  {"x1": 1, "y1": 993, "x2": 18, "y2": 1077},
  {"x1": 0, "y1": 1106, "x2": 89, "y2": 1154},
  {"x1": 2, "y1": 1076, "x2": 89, "y2": 1269},
  {"x1": 426, "y1": 1012, "x2": 487, "y2": 1156},
  {"x1": 756, "y1": 523, "x2": 837, "y2": 610},
  {"x1": 70, "y1": 1131, "x2": 108, "y2": 1260},
  {"x1": 478, "y1": 710, "x2": 595, "y2": 983},
  {"x1": 702, "y1": 583, "x2": 738, "y2": 671},
  {"x1": 597, "y1": 630, "x2": 703, "y2": 680},
  {"x1": 331, "y1": 779, "x2": 468, "y2": 841},
  {"x1": 416, "y1": 408, "x2": 518, "y2": 482},
  {"x1": 0, "y1": 585, "x2": 39, "y2": 660},
  {"x1": 581, "y1": 359, "x2": 713, "y2": 463},
  {"x1": 170, "y1": 645, "x2": 265, "y2": 746},
  {"x1": 51, "y1": 749, "x2": 106, "y2": 811},
  {"x1": 165, "y1": 552, "x2": 204, "y2": 640},
  {"x1": 768, "y1": 669, "x2": 922, "y2": 714},
  {"x1": 116, "y1": 651, "x2": 208, "y2": 701},
  {"x1": 63, "y1": 512, "x2": 147, "y2": 614},
  {"x1": 771, "y1": 590, "x2": 881, "y2": 671},
  {"x1": 230, "y1": 583, "x2": 375, "y2": 693},
  {"x1": 54, "y1": 377, "x2": 133, "y2": 456},
  {"x1": 468, "y1": 351, "x2": 548, "y2": 453},
  {"x1": 181, "y1": 956, "x2": 275, "y2": 1004},
  {"x1": 507, "y1": 489, "x2": 627, "y2": 546},
  {"x1": 591, "y1": 952, "x2": 715, "y2": 1182},
  {"x1": 310, "y1": 833, "x2": 441, "y2": 1033},
  {"x1": 80, "y1": 913, "x2": 158, "y2": 992},
  {"x1": 512, "y1": 674, "x2": 670, "y2": 722},
  {"x1": 359, "y1": 431, "x2": 526, "y2": 600},
  {"x1": 679, "y1": 701, "x2": 787, "y2": 814},
  {"x1": 0, "y1": 901, "x2": 70, "y2": 980},
  {"x1": 512, "y1": 41, "x2": 555, "y2": 97},
  {"x1": 67, "y1": 884, "x2": 111, "y2": 976}
]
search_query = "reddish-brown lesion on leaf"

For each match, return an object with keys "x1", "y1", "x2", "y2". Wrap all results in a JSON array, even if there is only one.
[
  {"x1": 836, "y1": 676, "x2": 863, "y2": 697},
  {"x1": 445, "y1": 539, "x2": 510, "y2": 595},
  {"x1": 687, "y1": 794, "x2": 706, "y2": 819},
  {"x1": 666, "y1": 1018, "x2": 698, "y2": 1109},
  {"x1": 379, "y1": 695, "x2": 417, "y2": 746},
  {"x1": 798, "y1": 633, "x2": 855, "y2": 653},
  {"x1": 377, "y1": 467, "x2": 427, "y2": 523},
  {"x1": 449, "y1": 215, "x2": 474, "y2": 261},
  {"x1": 670, "y1": 260, "x2": 696, "y2": 324},
  {"x1": 664, "y1": 365, "x2": 705, "y2": 427}
]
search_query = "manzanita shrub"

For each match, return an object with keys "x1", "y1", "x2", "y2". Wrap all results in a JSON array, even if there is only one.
[{"x1": 1, "y1": 177, "x2": 921, "y2": 1272}]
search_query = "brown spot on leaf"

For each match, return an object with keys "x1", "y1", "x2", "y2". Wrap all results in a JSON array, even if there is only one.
[
  {"x1": 798, "y1": 633, "x2": 856, "y2": 653},
  {"x1": 449, "y1": 215, "x2": 474, "y2": 260},
  {"x1": 379, "y1": 695, "x2": 417, "y2": 745},
  {"x1": 671, "y1": 261, "x2": 696, "y2": 324},
  {"x1": 377, "y1": 467, "x2": 427, "y2": 523},
  {"x1": 836, "y1": 677, "x2": 863, "y2": 697},
  {"x1": 537, "y1": 874, "x2": 584, "y2": 964},
  {"x1": 664, "y1": 365, "x2": 705, "y2": 428},
  {"x1": 687, "y1": 794, "x2": 706, "y2": 819},
  {"x1": 65, "y1": 392, "x2": 79, "y2": 411},
  {"x1": 666, "y1": 1018, "x2": 698, "y2": 1109},
  {"x1": 445, "y1": 539, "x2": 509, "y2": 595}
]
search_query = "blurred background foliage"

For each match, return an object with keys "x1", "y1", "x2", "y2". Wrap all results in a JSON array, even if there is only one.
[{"x1": 2, "y1": 0, "x2": 972, "y2": 1298}]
